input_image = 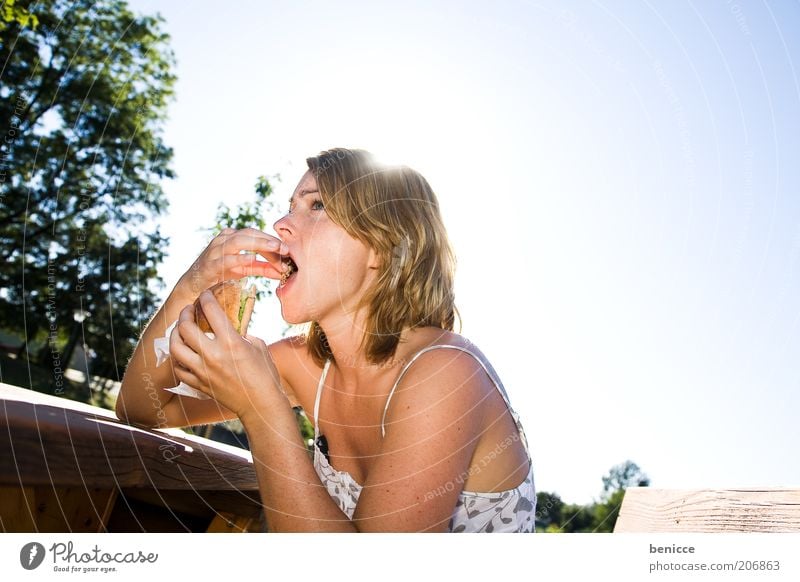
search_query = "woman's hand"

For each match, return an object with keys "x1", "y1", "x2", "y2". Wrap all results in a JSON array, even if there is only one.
[
  {"x1": 175, "y1": 227, "x2": 288, "y2": 299},
  {"x1": 168, "y1": 290, "x2": 283, "y2": 419}
]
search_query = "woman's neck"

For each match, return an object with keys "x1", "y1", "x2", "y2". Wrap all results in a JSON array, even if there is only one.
[
  {"x1": 316, "y1": 312, "x2": 409, "y2": 392},
  {"x1": 316, "y1": 314, "x2": 450, "y2": 393}
]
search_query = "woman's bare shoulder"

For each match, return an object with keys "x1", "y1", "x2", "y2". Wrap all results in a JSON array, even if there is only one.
[
  {"x1": 407, "y1": 328, "x2": 486, "y2": 358},
  {"x1": 403, "y1": 329, "x2": 501, "y2": 390},
  {"x1": 267, "y1": 335, "x2": 324, "y2": 411}
]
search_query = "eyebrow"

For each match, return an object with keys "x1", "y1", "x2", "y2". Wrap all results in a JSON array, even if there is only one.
[{"x1": 288, "y1": 189, "x2": 319, "y2": 205}]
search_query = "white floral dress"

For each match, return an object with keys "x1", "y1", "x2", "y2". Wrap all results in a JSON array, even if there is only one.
[{"x1": 311, "y1": 345, "x2": 536, "y2": 532}]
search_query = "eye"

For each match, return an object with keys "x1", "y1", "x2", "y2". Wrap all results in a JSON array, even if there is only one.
[{"x1": 311, "y1": 199, "x2": 325, "y2": 211}]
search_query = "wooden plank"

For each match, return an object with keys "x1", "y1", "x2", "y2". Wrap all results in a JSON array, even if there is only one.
[
  {"x1": 0, "y1": 383, "x2": 263, "y2": 531},
  {"x1": 104, "y1": 493, "x2": 211, "y2": 533},
  {"x1": 0, "y1": 486, "x2": 118, "y2": 532},
  {"x1": 0, "y1": 394, "x2": 258, "y2": 491},
  {"x1": 0, "y1": 383, "x2": 120, "y2": 418},
  {"x1": 120, "y1": 487, "x2": 263, "y2": 520},
  {"x1": 614, "y1": 488, "x2": 800, "y2": 533},
  {"x1": 0, "y1": 382, "x2": 253, "y2": 460},
  {"x1": 0, "y1": 486, "x2": 36, "y2": 532},
  {"x1": 206, "y1": 512, "x2": 255, "y2": 533},
  {"x1": 31, "y1": 486, "x2": 118, "y2": 532}
]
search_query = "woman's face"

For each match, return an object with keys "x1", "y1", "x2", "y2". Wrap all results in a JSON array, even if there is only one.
[{"x1": 273, "y1": 170, "x2": 378, "y2": 325}]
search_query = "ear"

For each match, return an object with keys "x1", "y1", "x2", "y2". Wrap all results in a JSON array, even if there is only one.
[{"x1": 366, "y1": 246, "x2": 381, "y2": 270}]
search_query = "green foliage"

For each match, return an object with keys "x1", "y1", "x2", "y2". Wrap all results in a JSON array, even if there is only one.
[
  {"x1": 1, "y1": 0, "x2": 39, "y2": 31},
  {"x1": 602, "y1": 459, "x2": 650, "y2": 498},
  {"x1": 537, "y1": 460, "x2": 649, "y2": 533},
  {"x1": 0, "y1": 0, "x2": 176, "y2": 405},
  {"x1": 591, "y1": 488, "x2": 626, "y2": 532},
  {"x1": 209, "y1": 175, "x2": 278, "y2": 233},
  {"x1": 294, "y1": 408, "x2": 315, "y2": 454},
  {"x1": 534, "y1": 491, "x2": 564, "y2": 530}
]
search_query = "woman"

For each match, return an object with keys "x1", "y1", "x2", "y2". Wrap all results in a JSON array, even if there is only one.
[{"x1": 117, "y1": 148, "x2": 536, "y2": 532}]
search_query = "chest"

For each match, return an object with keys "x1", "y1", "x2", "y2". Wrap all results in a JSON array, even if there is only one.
[{"x1": 312, "y1": 382, "x2": 388, "y2": 484}]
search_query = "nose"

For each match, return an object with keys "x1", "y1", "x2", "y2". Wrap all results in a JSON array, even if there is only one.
[{"x1": 273, "y1": 213, "x2": 294, "y2": 240}]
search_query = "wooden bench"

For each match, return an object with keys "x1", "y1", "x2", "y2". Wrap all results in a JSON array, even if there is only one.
[
  {"x1": 0, "y1": 382, "x2": 264, "y2": 532},
  {"x1": 614, "y1": 488, "x2": 800, "y2": 533}
]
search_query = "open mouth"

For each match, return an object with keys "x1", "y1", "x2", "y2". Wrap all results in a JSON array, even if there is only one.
[{"x1": 279, "y1": 256, "x2": 298, "y2": 287}]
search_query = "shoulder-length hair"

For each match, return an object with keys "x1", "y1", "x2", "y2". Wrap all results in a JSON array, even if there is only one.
[{"x1": 304, "y1": 148, "x2": 458, "y2": 366}]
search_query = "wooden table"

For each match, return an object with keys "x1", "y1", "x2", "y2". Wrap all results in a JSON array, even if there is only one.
[
  {"x1": 614, "y1": 488, "x2": 800, "y2": 532},
  {"x1": 0, "y1": 383, "x2": 264, "y2": 532}
]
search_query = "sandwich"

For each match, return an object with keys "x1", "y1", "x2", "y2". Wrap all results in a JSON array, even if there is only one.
[
  {"x1": 194, "y1": 279, "x2": 256, "y2": 335},
  {"x1": 279, "y1": 257, "x2": 297, "y2": 287}
]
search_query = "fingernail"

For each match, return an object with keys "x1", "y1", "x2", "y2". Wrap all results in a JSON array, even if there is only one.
[{"x1": 279, "y1": 242, "x2": 289, "y2": 255}]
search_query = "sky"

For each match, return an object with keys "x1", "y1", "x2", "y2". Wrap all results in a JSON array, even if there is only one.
[{"x1": 126, "y1": 0, "x2": 800, "y2": 504}]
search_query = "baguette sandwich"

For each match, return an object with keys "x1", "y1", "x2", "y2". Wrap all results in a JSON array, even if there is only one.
[{"x1": 194, "y1": 279, "x2": 256, "y2": 335}]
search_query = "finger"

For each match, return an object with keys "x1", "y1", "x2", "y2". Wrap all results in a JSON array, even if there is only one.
[
  {"x1": 250, "y1": 248, "x2": 294, "y2": 278},
  {"x1": 175, "y1": 320, "x2": 205, "y2": 354},
  {"x1": 170, "y1": 328, "x2": 205, "y2": 371},
  {"x1": 170, "y1": 310, "x2": 206, "y2": 366},
  {"x1": 219, "y1": 254, "x2": 284, "y2": 280},
  {"x1": 173, "y1": 365, "x2": 208, "y2": 394},
  {"x1": 208, "y1": 227, "x2": 239, "y2": 246},
  {"x1": 178, "y1": 303, "x2": 195, "y2": 324},
  {"x1": 220, "y1": 229, "x2": 287, "y2": 256},
  {"x1": 175, "y1": 305, "x2": 207, "y2": 353},
  {"x1": 200, "y1": 229, "x2": 272, "y2": 266},
  {"x1": 197, "y1": 290, "x2": 236, "y2": 338},
  {"x1": 196, "y1": 229, "x2": 235, "y2": 262}
]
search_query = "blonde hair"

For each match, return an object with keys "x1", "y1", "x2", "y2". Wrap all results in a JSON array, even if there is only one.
[{"x1": 304, "y1": 148, "x2": 458, "y2": 366}]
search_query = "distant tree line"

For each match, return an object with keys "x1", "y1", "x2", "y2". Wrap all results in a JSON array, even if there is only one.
[{"x1": 536, "y1": 460, "x2": 650, "y2": 532}]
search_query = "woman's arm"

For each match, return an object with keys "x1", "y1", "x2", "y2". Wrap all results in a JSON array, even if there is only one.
[
  {"x1": 115, "y1": 282, "x2": 245, "y2": 429},
  {"x1": 115, "y1": 228, "x2": 286, "y2": 428},
  {"x1": 167, "y1": 291, "x2": 356, "y2": 530},
  {"x1": 242, "y1": 348, "x2": 489, "y2": 532},
  {"x1": 239, "y1": 388, "x2": 358, "y2": 532},
  {"x1": 167, "y1": 294, "x2": 490, "y2": 531}
]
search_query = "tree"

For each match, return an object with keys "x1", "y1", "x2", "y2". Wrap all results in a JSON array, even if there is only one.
[
  {"x1": 535, "y1": 491, "x2": 564, "y2": 531},
  {"x1": 1, "y1": 0, "x2": 38, "y2": 31},
  {"x1": 210, "y1": 175, "x2": 278, "y2": 233},
  {"x1": 601, "y1": 460, "x2": 650, "y2": 498},
  {"x1": 590, "y1": 488, "x2": 626, "y2": 533},
  {"x1": 588, "y1": 460, "x2": 650, "y2": 531},
  {"x1": 556, "y1": 502, "x2": 597, "y2": 533},
  {"x1": 0, "y1": 0, "x2": 175, "y2": 402},
  {"x1": 539, "y1": 460, "x2": 650, "y2": 532}
]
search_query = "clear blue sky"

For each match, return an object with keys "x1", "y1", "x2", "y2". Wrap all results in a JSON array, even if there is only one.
[{"x1": 127, "y1": 0, "x2": 800, "y2": 504}]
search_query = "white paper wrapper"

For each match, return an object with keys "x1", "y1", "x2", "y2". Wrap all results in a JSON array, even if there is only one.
[{"x1": 154, "y1": 320, "x2": 213, "y2": 400}]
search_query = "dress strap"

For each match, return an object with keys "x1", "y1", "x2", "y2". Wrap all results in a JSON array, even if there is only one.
[
  {"x1": 313, "y1": 359, "x2": 332, "y2": 439},
  {"x1": 380, "y1": 345, "x2": 516, "y2": 438}
]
